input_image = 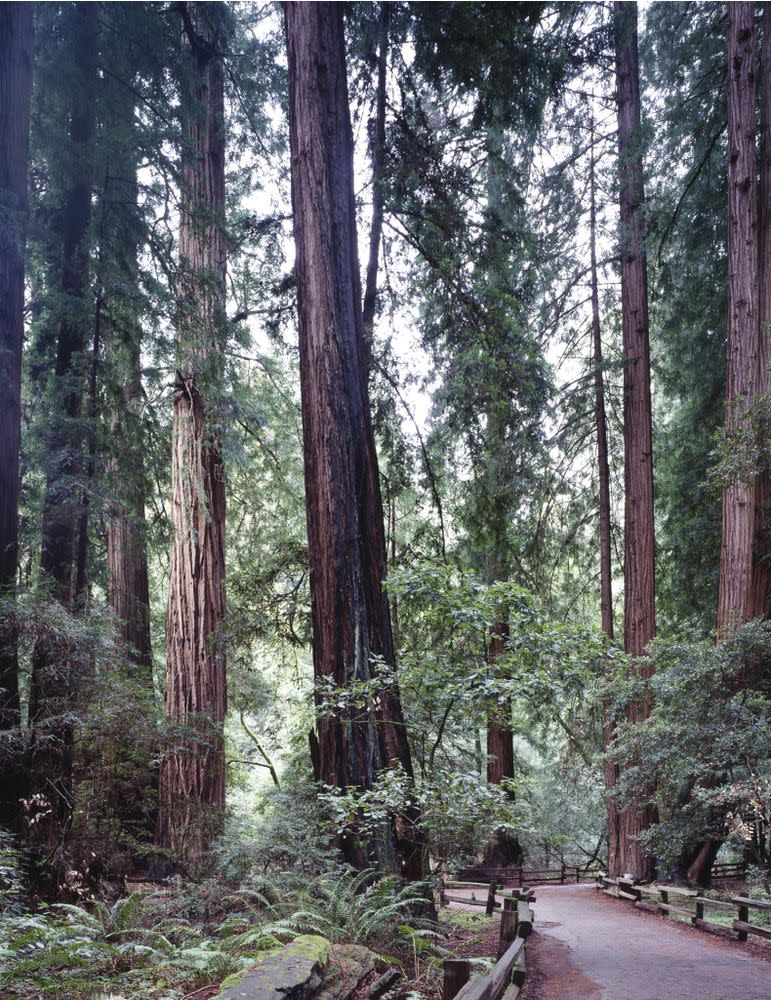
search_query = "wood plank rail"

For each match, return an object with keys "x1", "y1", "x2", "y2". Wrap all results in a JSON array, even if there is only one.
[
  {"x1": 596, "y1": 876, "x2": 771, "y2": 942},
  {"x1": 458, "y1": 864, "x2": 601, "y2": 887},
  {"x1": 442, "y1": 887, "x2": 535, "y2": 1000}
]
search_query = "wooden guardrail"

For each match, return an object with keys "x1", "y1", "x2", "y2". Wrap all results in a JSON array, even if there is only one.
[
  {"x1": 596, "y1": 875, "x2": 771, "y2": 942},
  {"x1": 457, "y1": 864, "x2": 601, "y2": 887},
  {"x1": 442, "y1": 888, "x2": 535, "y2": 1000}
]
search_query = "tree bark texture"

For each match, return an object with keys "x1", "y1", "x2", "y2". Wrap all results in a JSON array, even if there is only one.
[
  {"x1": 483, "y1": 621, "x2": 522, "y2": 868},
  {"x1": 717, "y1": 2, "x2": 759, "y2": 631},
  {"x1": 27, "y1": 1, "x2": 98, "y2": 852},
  {"x1": 752, "y1": 4, "x2": 771, "y2": 620},
  {"x1": 590, "y1": 118, "x2": 621, "y2": 875},
  {"x1": 286, "y1": 1, "x2": 426, "y2": 879},
  {"x1": 614, "y1": 0, "x2": 656, "y2": 881},
  {"x1": 157, "y1": 2, "x2": 228, "y2": 865},
  {"x1": 0, "y1": 1, "x2": 34, "y2": 830}
]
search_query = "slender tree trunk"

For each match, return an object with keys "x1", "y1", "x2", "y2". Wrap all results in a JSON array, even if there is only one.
[
  {"x1": 717, "y1": 2, "x2": 759, "y2": 631},
  {"x1": 590, "y1": 117, "x2": 621, "y2": 875},
  {"x1": 104, "y1": 86, "x2": 153, "y2": 680},
  {"x1": 286, "y1": 1, "x2": 427, "y2": 880},
  {"x1": 614, "y1": 0, "x2": 656, "y2": 882},
  {"x1": 0, "y1": 1, "x2": 34, "y2": 831},
  {"x1": 752, "y1": 3, "x2": 771, "y2": 620},
  {"x1": 361, "y1": 3, "x2": 388, "y2": 353},
  {"x1": 27, "y1": 2, "x2": 99, "y2": 853},
  {"x1": 157, "y1": 2, "x2": 228, "y2": 865}
]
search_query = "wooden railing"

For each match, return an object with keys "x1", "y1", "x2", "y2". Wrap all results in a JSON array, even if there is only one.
[
  {"x1": 457, "y1": 864, "x2": 601, "y2": 886},
  {"x1": 442, "y1": 888, "x2": 535, "y2": 1000},
  {"x1": 597, "y1": 875, "x2": 771, "y2": 942}
]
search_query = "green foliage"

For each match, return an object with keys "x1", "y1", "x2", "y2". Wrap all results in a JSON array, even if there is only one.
[{"x1": 608, "y1": 621, "x2": 771, "y2": 870}]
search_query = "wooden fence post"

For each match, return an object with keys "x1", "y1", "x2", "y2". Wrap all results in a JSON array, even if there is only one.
[
  {"x1": 659, "y1": 888, "x2": 668, "y2": 917},
  {"x1": 485, "y1": 879, "x2": 497, "y2": 916},
  {"x1": 560, "y1": 862, "x2": 565, "y2": 884},
  {"x1": 497, "y1": 905, "x2": 519, "y2": 960},
  {"x1": 443, "y1": 959, "x2": 470, "y2": 1000},
  {"x1": 737, "y1": 903, "x2": 749, "y2": 942}
]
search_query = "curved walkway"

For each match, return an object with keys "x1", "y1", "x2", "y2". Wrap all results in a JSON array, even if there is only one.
[{"x1": 451, "y1": 883, "x2": 771, "y2": 999}]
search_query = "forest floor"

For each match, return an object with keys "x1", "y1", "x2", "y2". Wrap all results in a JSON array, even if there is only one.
[{"x1": 448, "y1": 883, "x2": 771, "y2": 999}]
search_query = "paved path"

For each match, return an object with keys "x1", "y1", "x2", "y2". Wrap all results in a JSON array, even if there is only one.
[{"x1": 450, "y1": 883, "x2": 771, "y2": 999}]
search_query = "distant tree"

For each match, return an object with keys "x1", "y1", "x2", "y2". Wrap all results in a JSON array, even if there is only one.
[
  {"x1": 0, "y1": 1, "x2": 34, "y2": 831},
  {"x1": 614, "y1": 0, "x2": 656, "y2": 881},
  {"x1": 157, "y1": 1, "x2": 228, "y2": 864}
]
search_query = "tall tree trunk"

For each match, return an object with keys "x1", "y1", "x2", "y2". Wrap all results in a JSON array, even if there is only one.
[
  {"x1": 104, "y1": 84, "x2": 153, "y2": 680},
  {"x1": 361, "y1": 2, "x2": 388, "y2": 353},
  {"x1": 286, "y1": 1, "x2": 427, "y2": 880},
  {"x1": 0, "y1": 1, "x2": 34, "y2": 831},
  {"x1": 752, "y1": 3, "x2": 771, "y2": 620},
  {"x1": 27, "y1": 1, "x2": 99, "y2": 853},
  {"x1": 591, "y1": 116, "x2": 621, "y2": 875},
  {"x1": 157, "y1": 2, "x2": 228, "y2": 866},
  {"x1": 717, "y1": 2, "x2": 759, "y2": 631},
  {"x1": 614, "y1": 0, "x2": 656, "y2": 882}
]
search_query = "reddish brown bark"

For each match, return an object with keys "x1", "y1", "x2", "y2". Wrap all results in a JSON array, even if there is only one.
[
  {"x1": 717, "y1": 2, "x2": 759, "y2": 632},
  {"x1": 482, "y1": 621, "x2": 521, "y2": 869},
  {"x1": 590, "y1": 116, "x2": 621, "y2": 875},
  {"x1": 752, "y1": 4, "x2": 771, "y2": 620},
  {"x1": 0, "y1": 1, "x2": 34, "y2": 830},
  {"x1": 157, "y1": 2, "x2": 227, "y2": 865},
  {"x1": 27, "y1": 2, "x2": 99, "y2": 851},
  {"x1": 614, "y1": 0, "x2": 656, "y2": 882},
  {"x1": 286, "y1": 1, "x2": 426, "y2": 879},
  {"x1": 486, "y1": 623, "x2": 514, "y2": 789}
]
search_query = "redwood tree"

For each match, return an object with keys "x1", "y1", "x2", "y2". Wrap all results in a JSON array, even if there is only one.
[
  {"x1": 0, "y1": 1, "x2": 34, "y2": 830},
  {"x1": 717, "y1": 2, "x2": 759, "y2": 632},
  {"x1": 157, "y1": 2, "x2": 228, "y2": 864},
  {"x1": 27, "y1": 1, "x2": 99, "y2": 851},
  {"x1": 590, "y1": 114, "x2": 621, "y2": 875},
  {"x1": 751, "y1": 4, "x2": 770, "y2": 620},
  {"x1": 286, "y1": 1, "x2": 426, "y2": 878},
  {"x1": 614, "y1": 0, "x2": 656, "y2": 881}
]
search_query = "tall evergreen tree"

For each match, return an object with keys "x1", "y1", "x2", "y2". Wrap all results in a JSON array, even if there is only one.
[
  {"x1": 717, "y1": 1, "x2": 758, "y2": 631},
  {"x1": 157, "y1": 1, "x2": 228, "y2": 863},
  {"x1": 285, "y1": 1, "x2": 427, "y2": 879},
  {"x1": 27, "y1": 1, "x2": 99, "y2": 852},
  {"x1": 0, "y1": 1, "x2": 35, "y2": 831},
  {"x1": 614, "y1": 0, "x2": 656, "y2": 880}
]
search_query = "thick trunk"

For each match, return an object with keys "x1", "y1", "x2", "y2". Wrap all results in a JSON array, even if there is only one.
[
  {"x1": 717, "y1": 2, "x2": 759, "y2": 630},
  {"x1": 0, "y1": 1, "x2": 34, "y2": 831},
  {"x1": 286, "y1": 1, "x2": 426, "y2": 879},
  {"x1": 27, "y1": 2, "x2": 98, "y2": 852},
  {"x1": 752, "y1": 4, "x2": 771, "y2": 620},
  {"x1": 157, "y1": 3, "x2": 228, "y2": 865},
  {"x1": 590, "y1": 121, "x2": 621, "y2": 875},
  {"x1": 614, "y1": 0, "x2": 656, "y2": 881}
]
